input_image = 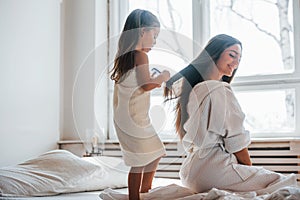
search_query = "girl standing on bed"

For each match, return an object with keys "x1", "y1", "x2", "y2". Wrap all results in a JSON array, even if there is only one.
[
  {"x1": 164, "y1": 34, "x2": 297, "y2": 195},
  {"x1": 110, "y1": 9, "x2": 170, "y2": 200}
]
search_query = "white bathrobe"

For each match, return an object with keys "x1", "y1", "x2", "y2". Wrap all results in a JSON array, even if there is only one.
[
  {"x1": 180, "y1": 80, "x2": 297, "y2": 194},
  {"x1": 113, "y1": 69, "x2": 166, "y2": 167}
]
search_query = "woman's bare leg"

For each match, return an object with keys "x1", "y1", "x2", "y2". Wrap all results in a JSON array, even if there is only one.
[
  {"x1": 128, "y1": 166, "x2": 143, "y2": 200},
  {"x1": 140, "y1": 158, "x2": 161, "y2": 193}
]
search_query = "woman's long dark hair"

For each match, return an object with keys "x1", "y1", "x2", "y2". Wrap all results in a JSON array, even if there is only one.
[
  {"x1": 164, "y1": 34, "x2": 242, "y2": 139},
  {"x1": 110, "y1": 9, "x2": 160, "y2": 83}
]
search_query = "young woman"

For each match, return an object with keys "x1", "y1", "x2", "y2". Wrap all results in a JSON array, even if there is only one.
[
  {"x1": 110, "y1": 9, "x2": 170, "y2": 200},
  {"x1": 164, "y1": 34, "x2": 297, "y2": 194}
]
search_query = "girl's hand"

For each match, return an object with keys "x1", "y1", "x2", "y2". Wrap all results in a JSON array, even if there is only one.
[{"x1": 161, "y1": 70, "x2": 170, "y2": 82}]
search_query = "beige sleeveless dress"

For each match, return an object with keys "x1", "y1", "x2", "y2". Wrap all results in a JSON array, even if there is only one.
[{"x1": 113, "y1": 68, "x2": 166, "y2": 167}]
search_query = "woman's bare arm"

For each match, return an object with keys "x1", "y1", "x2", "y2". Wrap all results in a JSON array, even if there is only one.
[{"x1": 234, "y1": 148, "x2": 252, "y2": 166}]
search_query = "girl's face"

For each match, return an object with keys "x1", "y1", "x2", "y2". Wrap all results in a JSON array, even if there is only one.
[
  {"x1": 140, "y1": 27, "x2": 160, "y2": 52},
  {"x1": 216, "y1": 44, "x2": 242, "y2": 77}
]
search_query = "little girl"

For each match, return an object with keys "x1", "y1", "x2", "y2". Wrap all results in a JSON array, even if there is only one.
[{"x1": 110, "y1": 9, "x2": 170, "y2": 200}]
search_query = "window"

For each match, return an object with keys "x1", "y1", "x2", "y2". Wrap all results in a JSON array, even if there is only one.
[
  {"x1": 210, "y1": 0, "x2": 295, "y2": 76},
  {"x1": 207, "y1": 0, "x2": 300, "y2": 138},
  {"x1": 108, "y1": 0, "x2": 300, "y2": 140},
  {"x1": 108, "y1": 0, "x2": 194, "y2": 140}
]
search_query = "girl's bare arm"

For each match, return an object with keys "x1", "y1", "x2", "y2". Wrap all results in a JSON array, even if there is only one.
[{"x1": 135, "y1": 51, "x2": 169, "y2": 91}]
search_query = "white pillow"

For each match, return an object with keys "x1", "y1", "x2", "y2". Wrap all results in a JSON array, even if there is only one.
[{"x1": 0, "y1": 150, "x2": 128, "y2": 197}]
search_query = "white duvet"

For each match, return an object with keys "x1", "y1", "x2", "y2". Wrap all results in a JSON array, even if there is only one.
[{"x1": 100, "y1": 183, "x2": 300, "y2": 200}]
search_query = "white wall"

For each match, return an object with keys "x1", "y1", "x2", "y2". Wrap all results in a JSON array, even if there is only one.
[
  {"x1": 61, "y1": 0, "x2": 96, "y2": 141},
  {"x1": 61, "y1": 0, "x2": 108, "y2": 143},
  {"x1": 0, "y1": 0, "x2": 108, "y2": 166},
  {"x1": 0, "y1": 0, "x2": 61, "y2": 166}
]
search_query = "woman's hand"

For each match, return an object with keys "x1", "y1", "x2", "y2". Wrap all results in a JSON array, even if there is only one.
[{"x1": 234, "y1": 148, "x2": 252, "y2": 166}]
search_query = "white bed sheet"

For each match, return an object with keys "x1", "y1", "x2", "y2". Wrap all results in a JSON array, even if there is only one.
[
  {"x1": 0, "y1": 190, "x2": 108, "y2": 200},
  {"x1": 1, "y1": 178, "x2": 300, "y2": 200},
  {"x1": 0, "y1": 178, "x2": 180, "y2": 200},
  {"x1": 0, "y1": 190, "x2": 125, "y2": 200}
]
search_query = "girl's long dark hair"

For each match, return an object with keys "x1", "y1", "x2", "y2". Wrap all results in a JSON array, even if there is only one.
[
  {"x1": 110, "y1": 9, "x2": 160, "y2": 83},
  {"x1": 164, "y1": 34, "x2": 242, "y2": 139}
]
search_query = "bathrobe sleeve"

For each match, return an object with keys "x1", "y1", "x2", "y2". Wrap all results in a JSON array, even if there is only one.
[{"x1": 223, "y1": 87, "x2": 251, "y2": 153}]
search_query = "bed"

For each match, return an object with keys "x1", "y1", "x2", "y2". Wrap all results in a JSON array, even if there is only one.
[{"x1": 1, "y1": 150, "x2": 299, "y2": 200}]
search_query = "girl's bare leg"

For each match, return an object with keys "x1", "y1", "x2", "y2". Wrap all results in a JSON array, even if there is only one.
[
  {"x1": 140, "y1": 158, "x2": 161, "y2": 193},
  {"x1": 128, "y1": 167, "x2": 143, "y2": 200}
]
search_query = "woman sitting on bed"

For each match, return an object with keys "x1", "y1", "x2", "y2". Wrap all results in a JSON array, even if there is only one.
[{"x1": 164, "y1": 34, "x2": 297, "y2": 194}]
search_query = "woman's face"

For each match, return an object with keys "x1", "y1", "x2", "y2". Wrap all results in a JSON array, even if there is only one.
[{"x1": 216, "y1": 44, "x2": 242, "y2": 77}]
